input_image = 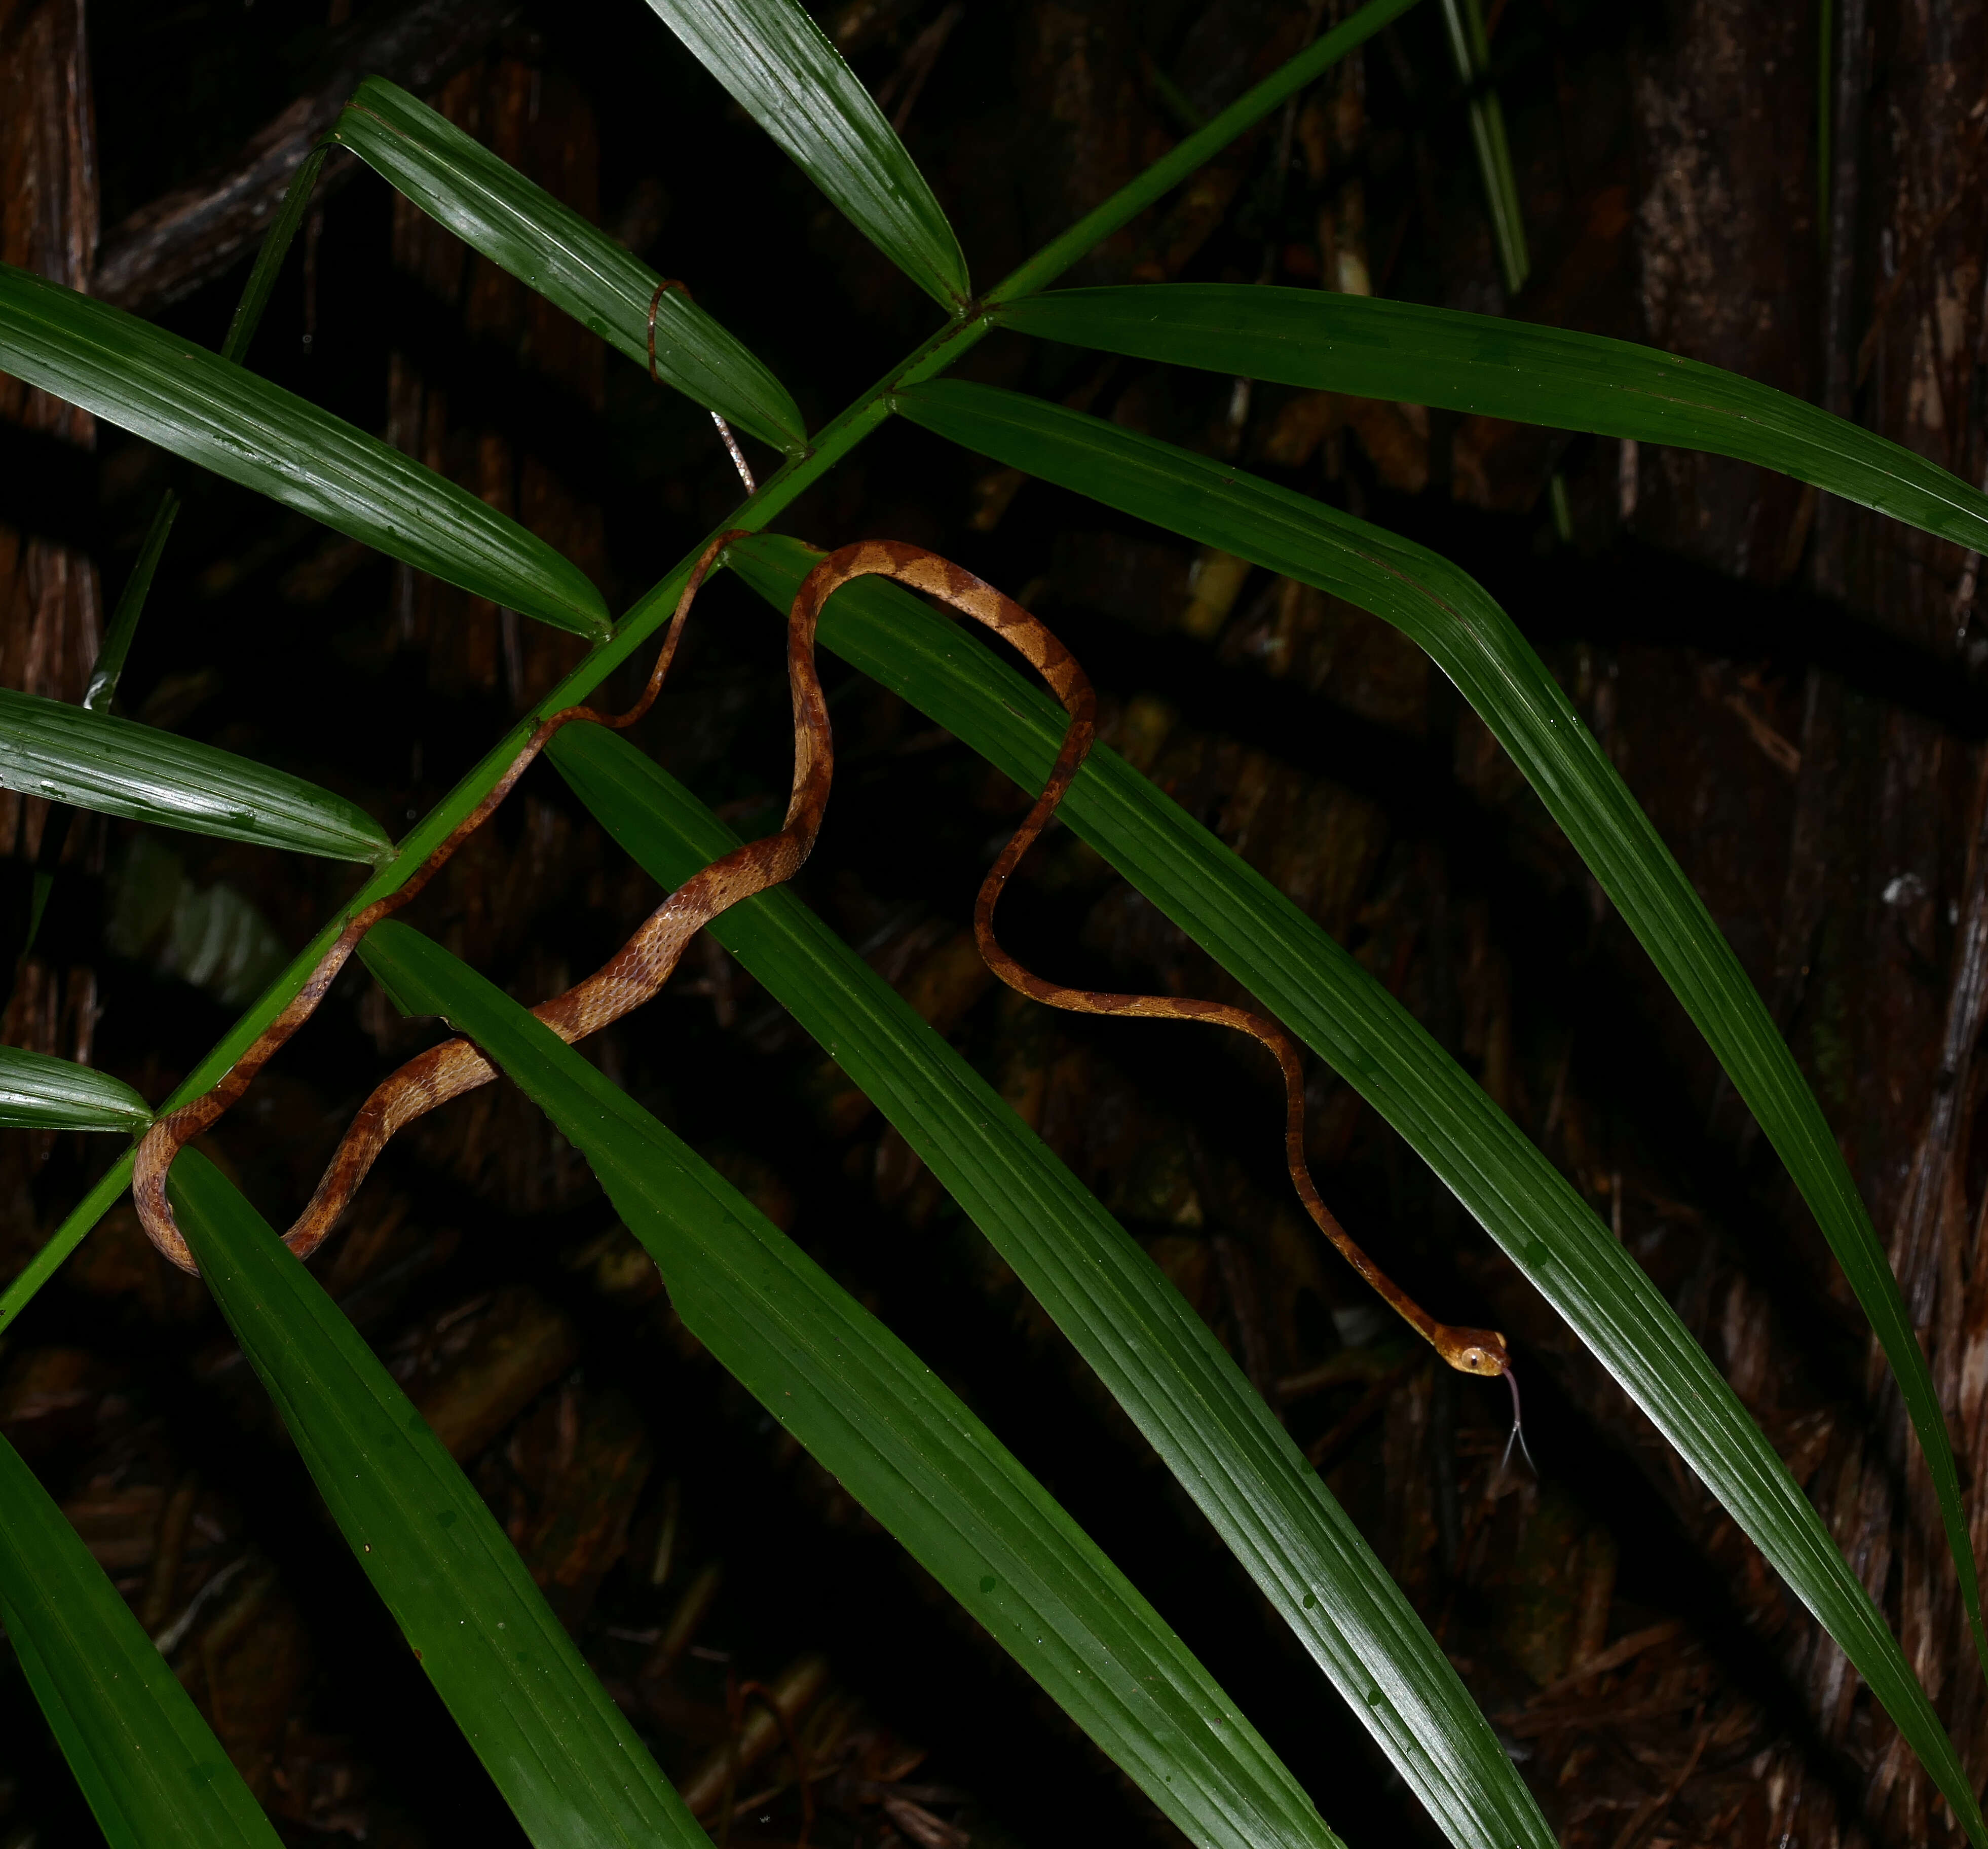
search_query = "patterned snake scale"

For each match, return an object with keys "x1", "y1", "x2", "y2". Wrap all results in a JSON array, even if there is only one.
[{"x1": 132, "y1": 538, "x2": 1512, "y2": 1385}]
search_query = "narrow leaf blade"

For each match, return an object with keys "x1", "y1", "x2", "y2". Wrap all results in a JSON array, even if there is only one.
[
  {"x1": 86, "y1": 488, "x2": 179, "y2": 714},
  {"x1": 998, "y1": 285, "x2": 1988, "y2": 554},
  {"x1": 0, "y1": 687, "x2": 393, "y2": 863},
  {"x1": 735, "y1": 509, "x2": 1988, "y2": 1846},
  {"x1": 0, "y1": 262, "x2": 609, "y2": 638},
  {"x1": 551, "y1": 714, "x2": 1556, "y2": 1849},
  {"x1": 891, "y1": 378, "x2": 1982, "y2": 1668},
  {"x1": 333, "y1": 80, "x2": 806, "y2": 453},
  {"x1": 642, "y1": 0, "x2": 969, "y2": 309},
  {"x1": 0, "y1": 1430, "x2": 283, "y2": 1848},
  {"x1": 167, "y1": 1151, "x2": 709, "y2": 1849},
  {"x1": 361, "y1": 919, "x2": 1345, "y2": 1849},
  {"x1": 0, "y1": 1046, "x2": 149, "y2": 1130}
]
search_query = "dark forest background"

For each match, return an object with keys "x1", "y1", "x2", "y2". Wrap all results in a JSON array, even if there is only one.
[{"x1": 3, "y1": 0, "x2": 1985, "y2": 1844}]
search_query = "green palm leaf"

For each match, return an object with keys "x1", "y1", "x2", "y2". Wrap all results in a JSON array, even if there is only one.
[
  {"x1": 331, "y1": 79, "x2": 806, "y2": 453},
  {"x1": 0, "y1": 1430, "x2": 283, "y2": 1848},
  {"x1": 641, "y1": 0, "x2": 970, "y2": 310},
  {"x1": 360, "y1": 917, "x2": 1348, "y2": 1849},
  {"x1": 0, "y1": 263, "x2": 608, "y2": 638},
  {"x1": 997, "y1": 285, "x2": 1988, "y2": 553},
  {"x1": 0, "y1": 687, "x2": 393, "y2": 862},
  {"x1": 550, "y1": 713, "x2": 1556, "y2": 1849},
  {"x1": 891, "y1": 376, "x2": 1985, "y2": 1673},
  {"x1": 733, "y1": 507, "x2": 1988, "y2": 1846},
  {"x1": 166, "y1": 1150, "x2": 711, "y2": 1849},
  {"x1": 0, "y1": 1047, "x2": 150, "y2": 1131}
]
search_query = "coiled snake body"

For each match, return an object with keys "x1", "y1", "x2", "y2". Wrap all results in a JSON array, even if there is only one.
[{"x1": 133, "y1": 538, "x2": 1512, "y2": 1389}]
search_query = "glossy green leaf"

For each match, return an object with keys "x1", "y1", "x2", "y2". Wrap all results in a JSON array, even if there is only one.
[
  {"x1": 642, "y1": 0, "x2": 969, "y2": 310},
  {"x1": 0, "y1": 262, "x2": 608, "y2": 639},
  {"x1": 359, "y1": 918, "x2": 1345, "y2": 1849},
  {"x1": 996, "y1": 285, "x2": 1988, "y2": 555},
  {"x1": 332, "y1": 80, "x2": 806, "y2": 454},
  {"x1": 733, "y1": 505, "x2": 1988, "y2": 1847},
  {"x1": 166, "y1": 1151, "x2": 708, "y2": 1849},
  {"x1": 892, "y1": 378, "x2": 1988, "y2": 1687},
  {"x1": 0, "y1": 1046, "x2": 149, "y2": 1131},
  {"x1": 0, "y1": 687, "x2": 393, "y2": 863},
  {"x1": 557, "y1": 643, "x2": 1554, "y2": 1849},
  {"x1": 220, "y1": 144, "x2": 329, "y2": 369},
  {"x1": 0, "y1": 1429, "x2": 283, "y2": 1848}
]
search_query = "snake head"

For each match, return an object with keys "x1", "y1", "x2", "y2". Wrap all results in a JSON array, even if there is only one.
[{"x1": 1442, "y1": 1327, "x2": 1511, "y2": 1377}]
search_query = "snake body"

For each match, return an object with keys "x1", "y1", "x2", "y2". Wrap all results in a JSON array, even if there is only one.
[{"x1": 133, "y1": 539, "x2": 1510, "y2": 1383}]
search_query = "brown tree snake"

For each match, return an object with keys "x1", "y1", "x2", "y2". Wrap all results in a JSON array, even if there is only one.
[{"x1": 132, "y1": 536, "x2": 1521, "y2": 1426}]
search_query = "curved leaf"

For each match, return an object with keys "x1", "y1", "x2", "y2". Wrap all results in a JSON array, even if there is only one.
[
  {"x1": 662, "y1": 558, "x2": 1552, "y2": 1849},
  {"x1": 746, "y1": 464, "x2": 1988, "y2": 1847},
  {"x1": 0, "y1": 1430, "x2": 283, "y2": 1848},
  {"x1": 0, "y1": 687, "x2": 393, "y2": 863},
  {"x1": 642, "y1": 0, "x2": 969, "y2": 310},
  {"x1": 0, "y1": 263, "x2": 608, "y2": 639},
  {"x1": 0, "y1": 1046, "x2": 149, "y2": 1131},
  {"x1": 332, "y1": 80, "x2": 806, "y2": 454},
  {"x1": 167, "y1": 1151, "x2": 710, "y2": 1849},
  {"x1": 891, "y1": 380, "x2": 1982, "y2": 1661},
  {"x1": 997, "y1": 284, "x2": 1988, "y2": 555},
  {"x1": 360, "y1": 919, "x2": 1346, "y2": 1849}
]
